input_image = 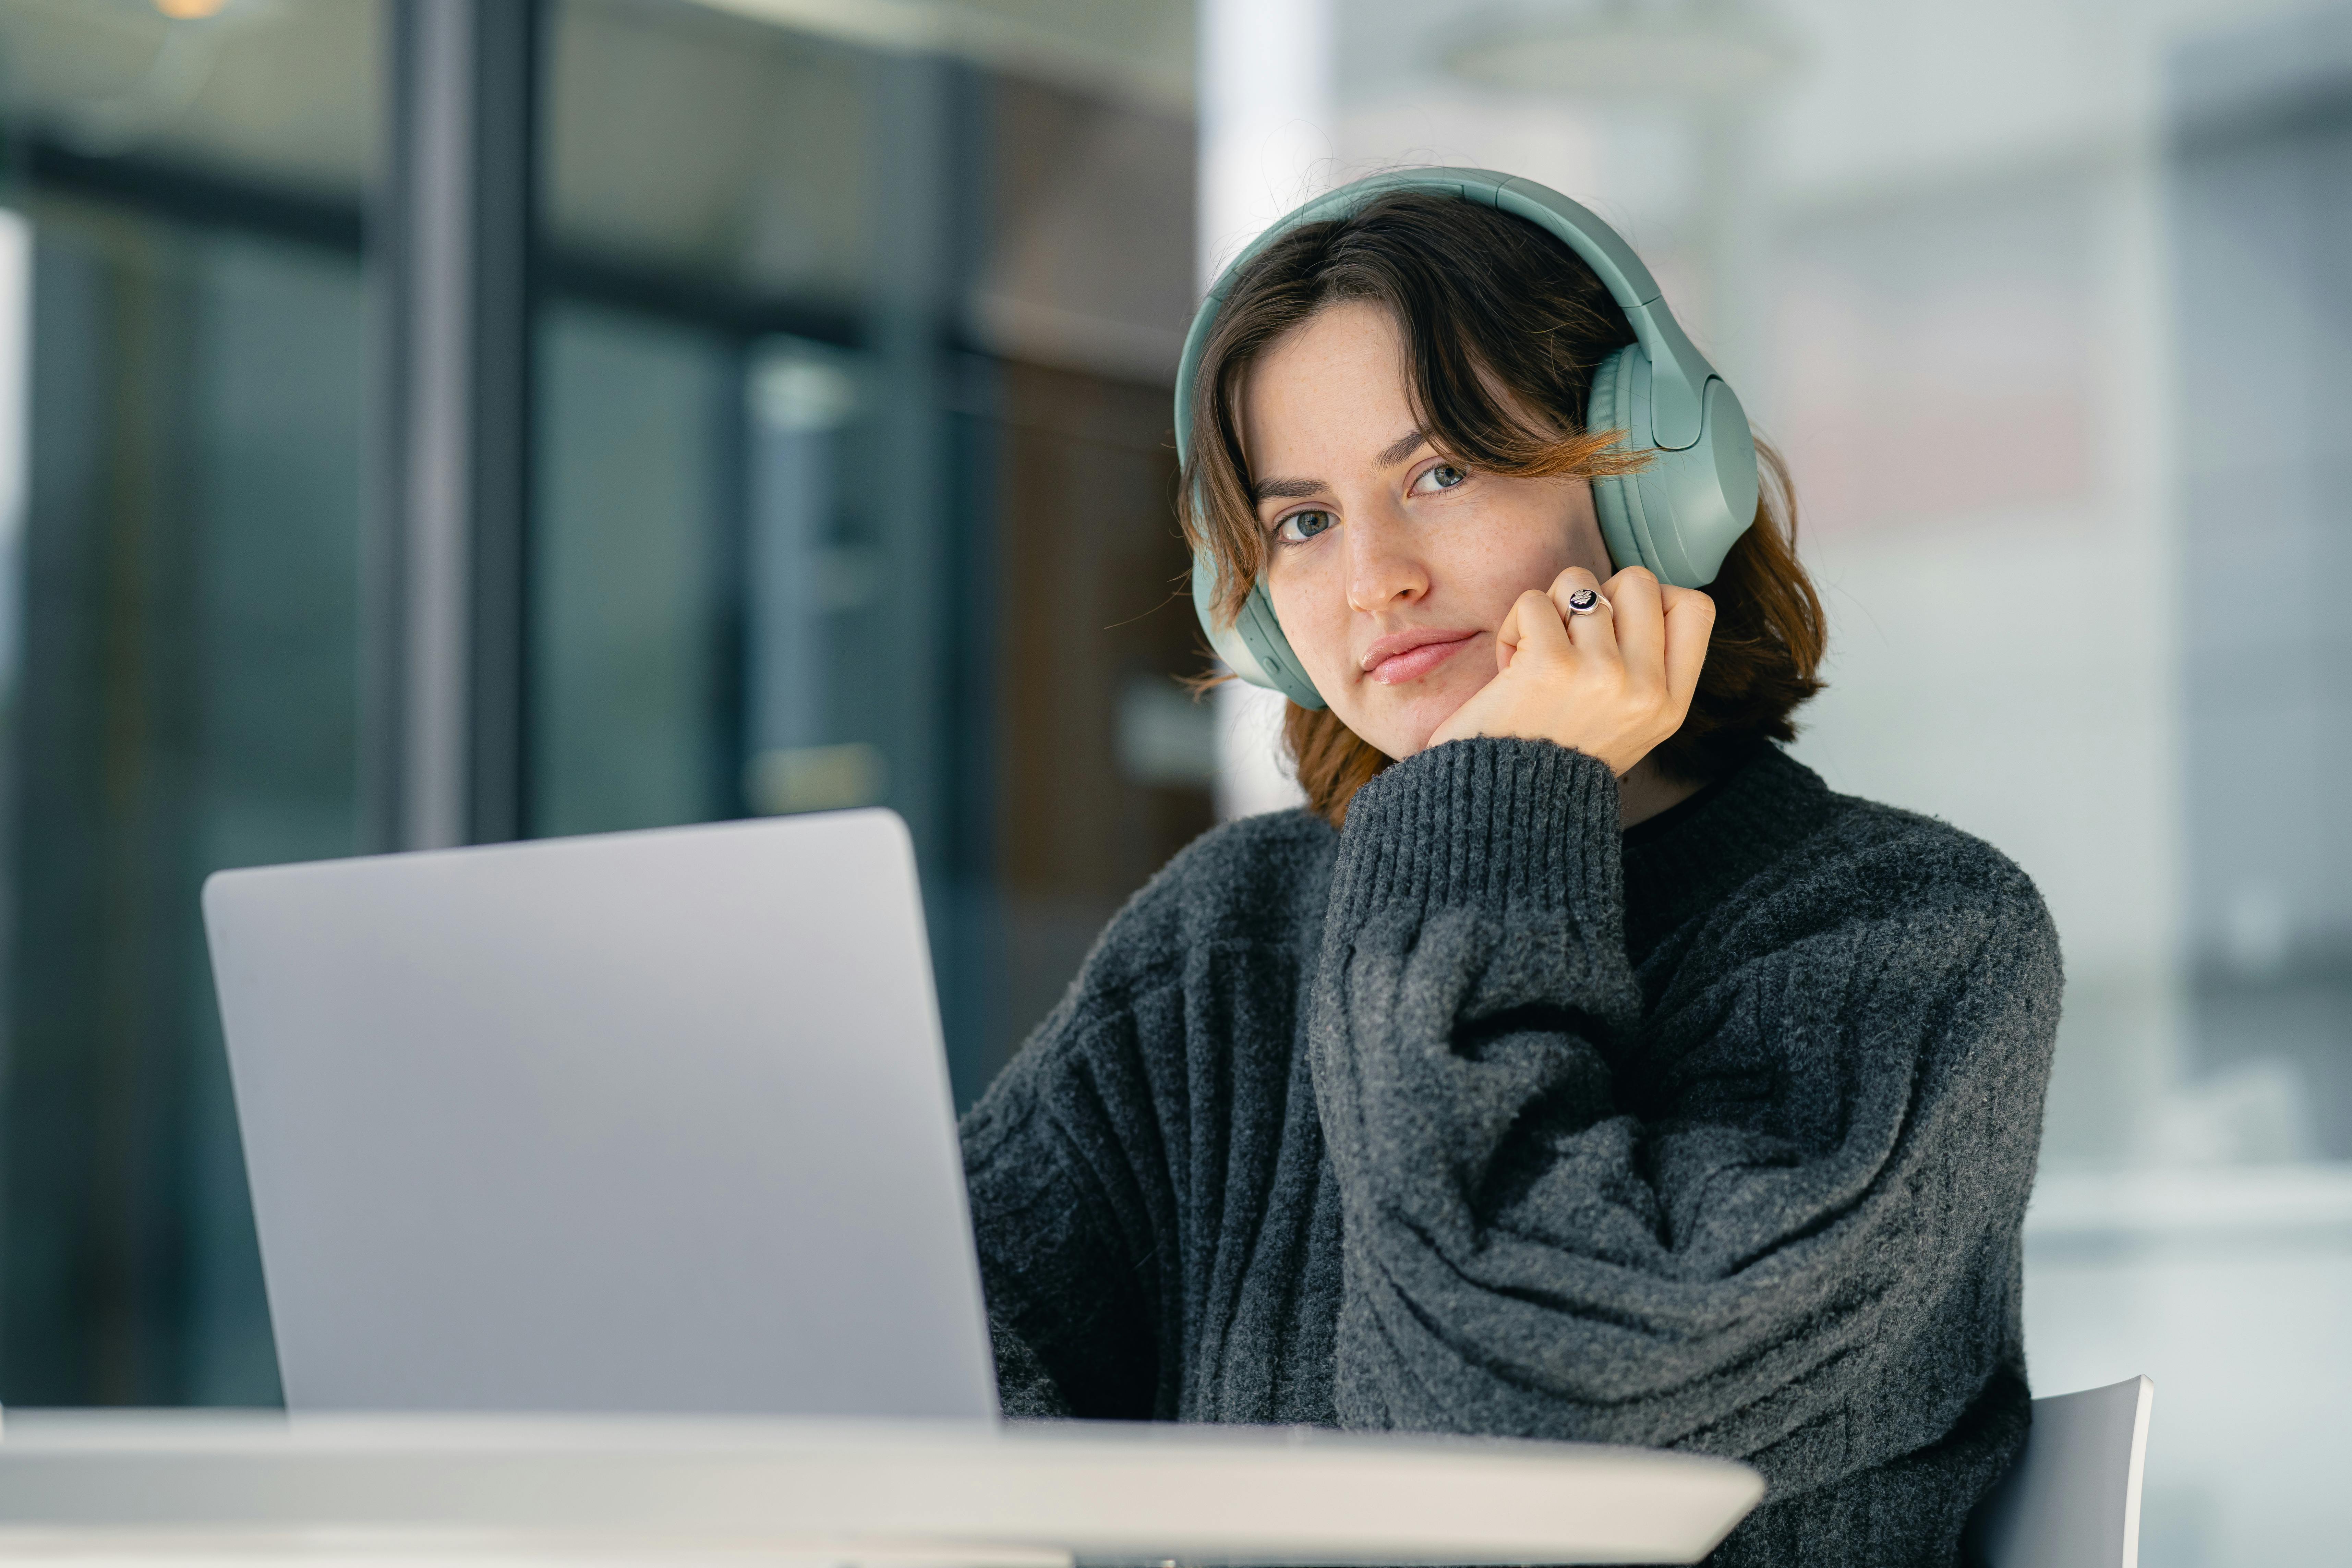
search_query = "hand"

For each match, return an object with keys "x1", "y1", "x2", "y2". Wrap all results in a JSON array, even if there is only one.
[{"x1": 1426, "y1": 565, "x2": 1715, "y2": 776}]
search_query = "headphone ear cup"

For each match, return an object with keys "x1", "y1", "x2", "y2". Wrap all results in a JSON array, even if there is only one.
[
  {"x1": 1189, "y1": 549, "x2": 1327, "y2": 710},
  {"x1": 1237, "y1": 582, "x2": 1326, "y2": 711},
  {"x1": 1582, "y1": 342, "x2": 1759, "y2": 588},
  {"x1": 1585, "y1": 343, "x2": 1648, "y2": 576}
]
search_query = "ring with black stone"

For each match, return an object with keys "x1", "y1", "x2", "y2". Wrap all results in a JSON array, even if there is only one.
[{"x1": 1567, "y1": 587, "x2": 1605, "y2": 616}]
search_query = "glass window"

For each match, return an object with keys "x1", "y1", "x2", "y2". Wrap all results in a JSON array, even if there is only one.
[
  {"x1": 533, "y1": 302, "x2": 734, "y2": 838},
  {"x1": 0, "y1": 0, "x2": 378, "y2": 1405},
  {"x1": 0, "y1": 0, "x2": 1203, "y2": 1409},
  {"x1": 534, "y1": 0, "x2": 1206, "y2": 1103}
]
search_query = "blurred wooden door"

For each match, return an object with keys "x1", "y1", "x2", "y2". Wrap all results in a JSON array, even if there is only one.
[{"x1": 988, "y1": 360, "x2": 1213, "y2": 1078}]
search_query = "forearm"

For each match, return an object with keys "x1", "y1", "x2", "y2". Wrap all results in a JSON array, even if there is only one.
[
  {"x1": 988, "y1": 1310, "x2": 1077, "y2": 1419},
  {"x1": 1307, "y1": 736, "x2": 2059, "y2": 1494},
  {"x1": 961, "y1": 1063, "x2": 1161, "y2": 1421},
  {"x1": 1310, "y1": 736, "x2": 1646, "y2": 1422}
]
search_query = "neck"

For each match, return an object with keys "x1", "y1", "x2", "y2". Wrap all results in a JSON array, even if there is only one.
[{"x1": 1619, "y1": 753, "x2": 1702, "y2": 830}]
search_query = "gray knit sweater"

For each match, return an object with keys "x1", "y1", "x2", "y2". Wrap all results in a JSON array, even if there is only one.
[{"x1": 960, "y1": 736, "x2": 2061, "y2": 1567}]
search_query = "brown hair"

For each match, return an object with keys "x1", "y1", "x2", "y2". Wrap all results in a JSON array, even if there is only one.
[{"x1": 1180, "y1": 189, "x2": 1826, "y2": 826}]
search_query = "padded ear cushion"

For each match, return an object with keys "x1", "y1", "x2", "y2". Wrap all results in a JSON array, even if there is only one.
[
  {"x1": 1189, "y1": 550, "x2": 1327, "y2": 709},
  {"x1": 1585, "y1": 343, "x2": 1646, "y2": 576},
  {"x1": 1238, "y1": 582, "x2": 1326, "y2": 710},
  {"x1": 1585, "y1": 346, "x2": 1620, "y2": 442}
]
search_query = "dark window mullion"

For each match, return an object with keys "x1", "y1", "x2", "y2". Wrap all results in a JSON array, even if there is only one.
[{"x1": 376, "y1": 0, "x2": 543, "y2": 851}]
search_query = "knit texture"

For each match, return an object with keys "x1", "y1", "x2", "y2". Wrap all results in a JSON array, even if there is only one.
[{"x1": 960, "y1": 737, "x2": 2062, "y2": 1567}]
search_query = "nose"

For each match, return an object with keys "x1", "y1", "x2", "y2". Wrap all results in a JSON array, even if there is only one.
[{"x1": 1346, "y1": 513, "x2": 1428, "y2": 615}]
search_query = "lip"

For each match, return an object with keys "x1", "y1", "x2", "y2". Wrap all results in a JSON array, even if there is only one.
[{"x1": 1361, "y1": 627, "x2": 1479, "y2": 686}]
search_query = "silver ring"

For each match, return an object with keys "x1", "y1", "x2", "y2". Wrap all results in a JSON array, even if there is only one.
[{"x1": 1566, "y1": 587, "x2": 1606, "y2": 616}]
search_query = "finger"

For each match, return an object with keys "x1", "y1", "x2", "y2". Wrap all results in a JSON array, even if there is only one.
[
  {"x1": 1660, "y1": 586, "x2": 1717, "y2": 707},
  {"x1": 1601, "y1": 566, "x2": 1665, "y2": 687},
  {"x1": 1545, "y1": 565, "x2": 1602, "y2": 624},
  {"x1": 1503, "y1": 587, "x2": 1573, "y2": 666},
  {"x1": 1548, "y1": 565, "x2": 1621, "y2": 662},
  {"x1": 1491, "y1": 593, "x2": 1522, "y2": 671}
]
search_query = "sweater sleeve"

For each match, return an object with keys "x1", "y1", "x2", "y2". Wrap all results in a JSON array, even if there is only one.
[
  {"x1": 1310, "y1": 737, "x2": 2060, "y2": 1500},
  {"x1": 959, "y1": 1006, "x2": 1163, "y2": 1422}
]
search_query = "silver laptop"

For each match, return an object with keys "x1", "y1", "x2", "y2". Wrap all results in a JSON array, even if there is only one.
[{"x1": 203, "y1": 809, "x2": 999, "y2": 1420}]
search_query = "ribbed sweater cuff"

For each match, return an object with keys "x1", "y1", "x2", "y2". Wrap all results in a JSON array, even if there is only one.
[{"x1": 1330, "y1": 738, "x2": 1622, "y2": 926}]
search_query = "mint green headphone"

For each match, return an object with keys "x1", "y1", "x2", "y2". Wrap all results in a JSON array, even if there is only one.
[{"x1": 1177, "y1": 168, "x2": 1760, "y2": 711}]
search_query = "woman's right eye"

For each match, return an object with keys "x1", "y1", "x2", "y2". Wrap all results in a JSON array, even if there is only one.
[{"x1": 1276, "y1": 510, "x2": 1337, "y2": 543}]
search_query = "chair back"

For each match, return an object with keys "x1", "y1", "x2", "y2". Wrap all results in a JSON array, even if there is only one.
[{"x1": 1973, "y1": 1376, "x2": 2155, "y2": 1568}]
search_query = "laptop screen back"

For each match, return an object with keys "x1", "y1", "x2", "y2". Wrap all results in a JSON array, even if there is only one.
[{"x1": 204, "y1": 809, "x2": 997, "y2": 1419}]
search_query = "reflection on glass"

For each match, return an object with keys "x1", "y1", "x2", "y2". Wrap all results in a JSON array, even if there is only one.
[
  {"x1": 1, "y1": 208, "x2": 365, "y2": 1406},
  {"x1": 533, "y1": 0, "x2": 1208, "y2": 1107},
  {"x1": 0, "y1": 0, "x2": 377, "y2": 1407},
  {"x1": 2171, "y1": 16, "x2": 2352, "y2": 1166},
  {"x1": 745, "y1": 337, "x2": 883, "y2": 813},
  {"x1": 0, "y1": 1, "x2": 375, "y2": 192},
  {"x1": 533, "y1": 303, "x2": 732, "y2": 839}
]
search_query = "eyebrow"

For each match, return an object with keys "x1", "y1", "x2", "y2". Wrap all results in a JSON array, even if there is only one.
[
  {"x1": 1250, "y1": 429, "x2": 1433, "y2": 505},
  {"x1": 1378, "y1": 427, "x2": 1434, "y2": 466}
]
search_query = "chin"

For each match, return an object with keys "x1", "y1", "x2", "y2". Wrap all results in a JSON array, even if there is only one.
[
  {"x1": 1350, "y1": 692, "x2": 1474, "y2": 761},
  {"x1": 1328, "y1": 704, "x2": 1412, "y2": 762}
]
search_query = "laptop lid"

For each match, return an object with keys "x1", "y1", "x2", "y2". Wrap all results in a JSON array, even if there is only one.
[{"x1": 204, "y1": 808, "x2": 998, "y2": 1420}]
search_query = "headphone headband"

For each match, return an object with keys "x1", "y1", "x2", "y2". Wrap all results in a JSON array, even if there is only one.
[{"x1": 1180, "y1": 168, "x2": 1757, "y2": 711}]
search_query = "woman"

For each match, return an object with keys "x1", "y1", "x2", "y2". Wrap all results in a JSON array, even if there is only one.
[{"x1": 960, "y1": 182, "x2": 2061, "y2": 1568}]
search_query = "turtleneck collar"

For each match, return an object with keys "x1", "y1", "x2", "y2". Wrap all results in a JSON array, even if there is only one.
[{"x1": 1619, "y1": 744, "x2": 1841, "y2": 964}]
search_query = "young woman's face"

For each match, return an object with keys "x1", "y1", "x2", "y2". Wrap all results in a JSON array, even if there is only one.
[{"x1": 1240, "y1": 300, "x2": 1615, "y2": 760}]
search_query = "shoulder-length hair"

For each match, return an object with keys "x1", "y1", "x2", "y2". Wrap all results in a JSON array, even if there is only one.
[{"x1": 1180, "y1": 189, "x2": 1825, "y2": 827}]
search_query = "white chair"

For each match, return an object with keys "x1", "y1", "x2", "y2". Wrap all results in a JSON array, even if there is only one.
[{"x1": 1971, "y1": 1375, "x2": 2156, "y2": 1568}]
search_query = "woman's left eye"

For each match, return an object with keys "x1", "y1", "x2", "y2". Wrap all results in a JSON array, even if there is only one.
[{"x1": 1413, "y1": 463, "x2": 1468, "y2": 494}]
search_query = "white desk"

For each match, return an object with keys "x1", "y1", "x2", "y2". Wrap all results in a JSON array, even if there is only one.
[{"x1": 0, "y1": 1411, "x2": 1762, "y2": 1565}]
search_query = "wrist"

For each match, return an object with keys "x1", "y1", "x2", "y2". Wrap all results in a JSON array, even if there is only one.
[{"x1": 1330, "y1": 737, "x2": 1624, "y2": 926}]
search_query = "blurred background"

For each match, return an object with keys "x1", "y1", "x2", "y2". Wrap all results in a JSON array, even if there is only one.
[{"x1": 0, "y1": 0, "x2": 2341, "y2": 1562}]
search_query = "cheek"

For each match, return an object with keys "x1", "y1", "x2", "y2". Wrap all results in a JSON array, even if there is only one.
[
  {"x1": 1418, "y1": 507, "x2": 1573, "y2": 623},
  {"x1": 1264, "y1": 550, "x2": 1354, "y2": 683}
]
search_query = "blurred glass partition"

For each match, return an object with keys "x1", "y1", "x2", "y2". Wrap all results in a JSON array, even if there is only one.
[
  {"x1": 2169, "y1": 11, "x2": 2352, "y2": 1163},
  {"x1": 0, "y1": 1, "x2": 375, "y2": 195},
  {"x1": 534, "y1": 302, "x2": 735, "y2": 837},
  {"x1": 0, "y1": 0, "x2": 377, "y2": 1404},
  {"x1": 744, "y1": 336, "x2": 868, "y2": 806},
  {"x1": 992, "y1": 360, "x2": 1207, "y2": 1061},
  {"x1": 535, "y1": 0, "x2": 1203, "y2": 1102}
]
